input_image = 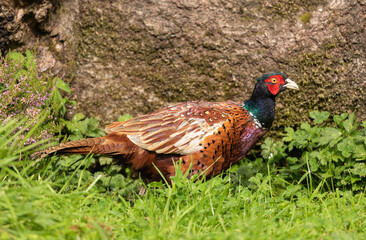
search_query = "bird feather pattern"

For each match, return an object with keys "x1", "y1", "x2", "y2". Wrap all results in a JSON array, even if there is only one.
[{"x1": 105, "y1": 101, "x2": 232, "y2": 155}]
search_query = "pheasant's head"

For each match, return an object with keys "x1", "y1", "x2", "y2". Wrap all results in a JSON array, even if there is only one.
[
  {"x1": 244, "y1": 72, "x2": 299, "y2": 128},
  {"x1": 254, "y1": 72, "x2": 299, "y2": 97}
]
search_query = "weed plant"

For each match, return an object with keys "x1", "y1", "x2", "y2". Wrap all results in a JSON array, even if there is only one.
[{"x1": 0, "y1": 50, "x2": 73, "y2": 146}]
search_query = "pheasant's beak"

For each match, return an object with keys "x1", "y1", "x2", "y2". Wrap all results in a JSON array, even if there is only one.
[{"x1": 284, "y1": 78, "x2": 299, "y2": 90}]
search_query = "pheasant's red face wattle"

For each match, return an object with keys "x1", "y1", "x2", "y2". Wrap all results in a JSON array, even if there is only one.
[{"x1": 264, "y1": 75, "x2": 286, "y2": 95}]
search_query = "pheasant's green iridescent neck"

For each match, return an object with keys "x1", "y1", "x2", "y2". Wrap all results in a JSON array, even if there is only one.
[{"x1": 243, "y1": 97, "x2": 275, "y2": 129}]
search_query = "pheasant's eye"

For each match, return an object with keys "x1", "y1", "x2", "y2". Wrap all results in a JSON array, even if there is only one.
[{"x1": 270, "y1": 78, "x2": 277, "y2": 84}]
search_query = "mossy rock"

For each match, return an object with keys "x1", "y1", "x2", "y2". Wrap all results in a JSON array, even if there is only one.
[{"x1": 3, "y1": 0, "x2": 365, "y2": 138}]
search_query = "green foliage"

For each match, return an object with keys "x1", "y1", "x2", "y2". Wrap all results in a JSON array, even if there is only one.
[
  {"x1": 309, "y1": 110, "x2": 330, "y2": 124},
  {"x1": 238, "y1": 111, "x2": 366, "y2": 193},
  {"x1": 0, "y1": 50, "x2": 74, "y2": 146},
  {"x1": 60, "y1": 113, "x2": 132, "y2": 142},
  {"x1": 0, "y1": 118, "x2": 47, "y2": 166},
  {"x1": 61, "y1": 112, "x2": 104, "y2": 141},
  {"x1": 118, "y1": 113, "x2": 134, "y2": 122},
  {"x1": 52, "y1": 78, "x2": 75, "y2": 117}
]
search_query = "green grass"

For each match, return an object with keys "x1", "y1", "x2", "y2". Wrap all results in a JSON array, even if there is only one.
[
  {"x1": 1, "y1": 153, "x2": 366, "y2": 239},
  {"x1": 1, "y1": 110, "x2": 366, "y2": 239}
]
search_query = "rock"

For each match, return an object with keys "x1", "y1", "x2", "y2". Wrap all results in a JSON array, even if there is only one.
[{"x1": 0, "y1": 0, "x2": 365, "y2": 135}]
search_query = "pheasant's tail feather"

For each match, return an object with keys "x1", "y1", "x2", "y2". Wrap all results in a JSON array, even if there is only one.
[
  {"x1": 31, "y1": 137, "x2": 104, "y2": 159},
  {"x1": 31, "y1": 134, "x2": 134, "y2": 159}
]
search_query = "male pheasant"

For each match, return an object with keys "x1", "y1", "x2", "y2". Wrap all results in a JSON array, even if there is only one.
[{"x1": 36, "y1": 72, "x2": 299, "y2": 182}]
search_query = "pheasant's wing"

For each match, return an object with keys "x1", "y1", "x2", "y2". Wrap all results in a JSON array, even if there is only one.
[{"x1": 105, "y1": 101, "x2": 233, "y2": 155}]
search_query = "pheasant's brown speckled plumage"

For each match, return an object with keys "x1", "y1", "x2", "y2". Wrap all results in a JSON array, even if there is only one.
[
  {"x1": 37, "y1": 101, "x2": 265, "y2": 182},
  {"x1": 35, "y1": 72, "x2": 299, "y2": 183}
]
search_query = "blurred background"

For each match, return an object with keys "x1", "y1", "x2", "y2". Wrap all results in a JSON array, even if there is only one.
[{"x1": 1, "y1": 0, "x2": 365, "y2": 133}]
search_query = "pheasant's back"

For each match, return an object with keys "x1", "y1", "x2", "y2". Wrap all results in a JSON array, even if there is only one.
[{"x1": 117, "y1": 100, "x2": 267, "y2": 181}]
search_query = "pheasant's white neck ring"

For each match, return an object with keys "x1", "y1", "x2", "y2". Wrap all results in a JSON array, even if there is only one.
[{"x1": 248, "y1": 111, "x2": 264, "y2": 129}]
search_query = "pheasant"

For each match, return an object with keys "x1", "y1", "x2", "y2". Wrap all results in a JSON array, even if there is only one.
[{"x1": 36, "y1": 72, "x2": 299, "y2": 183}]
